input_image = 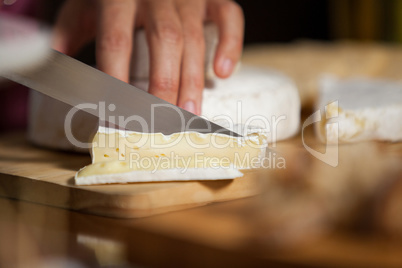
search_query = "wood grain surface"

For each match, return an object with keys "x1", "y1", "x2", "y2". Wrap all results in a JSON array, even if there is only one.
[
  {"x1": 1, "y1": 42, "x2": 402, "y2": 267},
  {"x1": 0, "y1": 132, "x2": 269, "y2": 218},
  {"x1": 242, "y1": 41, "x2": 402, "y2": 108},
  {"x1": 1, "y1": 128, "x2": 402, "y2": 267}
]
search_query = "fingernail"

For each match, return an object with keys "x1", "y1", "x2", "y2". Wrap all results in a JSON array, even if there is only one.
[
  {"x1": 220, "y1": 58, "x2": 233, "y2": 77},
  {"x1": 183, "y1": 100, "x2": 196, "y2": 114}
]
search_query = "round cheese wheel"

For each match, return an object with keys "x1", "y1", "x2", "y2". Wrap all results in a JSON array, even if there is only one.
[
  {"x1": 28, "y1": 24, "x2": 300, "y2": 152},
  {"x1": 28, "y1": 64, "x2": 300, "y2": 152}
]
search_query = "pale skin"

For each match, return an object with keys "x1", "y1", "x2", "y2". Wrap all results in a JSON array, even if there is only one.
[{"x1": 52, "y1": 0, "x2": 244, "y2": 115}]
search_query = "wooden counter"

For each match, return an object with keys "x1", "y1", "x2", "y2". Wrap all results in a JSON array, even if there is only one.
[{"x1": 1, "y1": 42, "x2": 402, "y2": 267}]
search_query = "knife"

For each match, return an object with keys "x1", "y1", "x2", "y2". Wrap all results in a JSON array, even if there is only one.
[{"x1": 1, "y1": 49, "x2": 242, "y2": 137}]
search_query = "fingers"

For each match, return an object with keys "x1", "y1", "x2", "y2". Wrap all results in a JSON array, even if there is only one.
[
  {"x1": 96, "y1": 0, "x2": 136, "y2": 83},
  {"x1": 207, "y1": 0, "x2": 244, "y2": 78},
  {"x1": 52, "y1": 0, "x2": 244, "y2": 117},
  {"x1": 144, "y1": 0, "x2": 183, "y2": 105},
  {"x1": 176, "y1": 0, "x2": 205, "y2": 115},
  {"x1": 52, "y1": 0, "x2": 96, "y2": 56}
]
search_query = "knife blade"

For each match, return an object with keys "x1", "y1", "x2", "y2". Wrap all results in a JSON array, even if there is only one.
[{"x1": 1, "y1": 49, "x2": 241, "y2": 137}]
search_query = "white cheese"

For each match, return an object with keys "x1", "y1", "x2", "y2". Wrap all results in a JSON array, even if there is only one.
[
  {"x1": 75, "y1": 163, "x2": 243, "y2": 185},
  {"x1": 91, "y1": 125, "x2": 267, "y2": 167},
  {"x1": 130, "y1": 22, "x2": 220, "y2": 81},
  {"x1": 28, "y1": 23, "x2": 300, "y2": 152},
  {"x1": 29, "y1": 65, "x2": 300, "y2": 151},
  {"x1": 75, "y1": 125, "x2": 266, "y2": 185},
  {"x1": 0, "y1": 14, "x2": 51, "y2": 73},
  {"x1": 132, "y1": 65, "x2": 300, "y2": 143},
  {"x1": 316, "y1": 76, "x2": 402, "y2": 143},
  {"x1": 28, "y1": 90, "x2": 98, "y2": 152}
]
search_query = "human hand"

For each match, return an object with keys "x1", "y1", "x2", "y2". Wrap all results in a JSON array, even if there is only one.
[{"x1": 52, "y1": 0, "x2": 244, "y2": 115}]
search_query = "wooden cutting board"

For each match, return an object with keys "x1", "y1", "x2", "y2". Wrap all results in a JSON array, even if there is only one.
[{"x1": 0, "y1": 132, "x2": 265, "y2": 218}]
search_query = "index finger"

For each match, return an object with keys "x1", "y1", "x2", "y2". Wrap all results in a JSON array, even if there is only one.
[
  {"x1": 144, "y1": 0, "x2": 183, "y2": 105},
  {"x1": 96, "y1": 0, "x2": 136, "y2": 83},
  {"x1": 207, "y1": 0, "x2": 244, "y2": 78}
]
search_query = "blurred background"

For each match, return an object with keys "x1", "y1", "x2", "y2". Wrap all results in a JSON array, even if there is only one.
[
  {"x1": 8, "y1": 0, "x2": 402, "y2": 47},
  {"x1": 1, "y1": 0, "x2": 402, "y2": 132},
  {"x1": 1, "y1": 2, "x2": 402, "y2": 266},
  {"x1": 2, "y1": 0, "x2": 402, "y2": 68},
  {"x1": 238, "y1": 0, "x2": 402, "y2": 43}
]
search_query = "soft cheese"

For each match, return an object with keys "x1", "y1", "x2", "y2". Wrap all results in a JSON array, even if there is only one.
[
  {"x1": 29, "y1": 65, "x2": 300, "y2": 152},
  {"x1": 75, "y1": 126, "x2": 266, "y2": 185},
  {"x1": 91, "y1": 126, "x2": 267, "y2": 167},
  {"x1": 130, "y1": 22, "x2": 220, "y2": 81},
  {"x1": 75, "y1": 163, "x2": 244, "y2": 185},
  {"x1": 28, "y1": 24, "x2": 300, "y2": 152},
  {"x1": 132, "y1": 65, "x2": 300, "y2": 143},
  {"x1": 316, "y1": 76, "x2": 402, "y2": 143}
]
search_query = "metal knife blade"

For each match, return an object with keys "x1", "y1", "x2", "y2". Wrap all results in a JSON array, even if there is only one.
[{"x1": 2, "y1": 49, "x2": 242, "y2": 137}]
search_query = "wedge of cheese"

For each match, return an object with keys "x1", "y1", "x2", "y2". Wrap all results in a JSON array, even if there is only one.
[
  {"x1": 75, "y1": 126, "x2": 266, "y2": 185},
  {"x1": 75, "y1": 162, "x2": 244, "y2": 185},
  {"x1": 29, "y1": 65, "x2": 300, "y2": 152},
  {"x1": 316, "y1": 76, "x2": 402, "y2": 143},
  {"x1": 28, "y1": 25, "x2": 300, "y2": 154},
  {"x1": 132, "y1": 65, "x2": 301, "y2": 143}
]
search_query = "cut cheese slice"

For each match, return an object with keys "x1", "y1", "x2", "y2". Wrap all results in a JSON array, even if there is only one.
[
  {"x1": 91, "y1": 126, "x2": 267, "y2": 167},
  {"x1": 316, "y1": 76, "x2": 402, "y2": 143},
  {"x1": 75, "y1": 126, "x2": 267, "y2": 185},
  {"x1": 27, "y1": 24, "x2": 300, "y2": 153},
  {"x1": 29, "y1": 65, "x2": 300, "y2": 152},
  {"x1": 75, "y1": 162, "x2": 243, "y2": 185}
]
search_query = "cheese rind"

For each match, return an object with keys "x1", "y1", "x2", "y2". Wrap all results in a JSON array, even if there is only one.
[
  {"x1": 316, "y1": 76, "x2": 402, "y2": 143},
  {"x1": 132, "y1": 65, "x2": 301, "y2": 143},
  {"x1": 28, "y1": 24, "x2": 300, "y2": 152},
  {"x1": 91, "y1": 126, "x2": 267, "y2": 168},
  {"x1": 29, "y1": 62, "x2": 300, "y2": 152},
  {"x1": 75, "y1": 163, "x2": 243, "y2": 185},
  {"x1": 75, "y1": 127, "x2": 264, "y2": 185},
  {"x1": 202, "y1": 66, "x2": 300, "y2": 142},
  {"x1": 130, "y1": 23, "x2": 220, "y2": 81}
]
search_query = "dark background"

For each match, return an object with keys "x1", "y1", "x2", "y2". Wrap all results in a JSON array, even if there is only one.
[
  {"x1": 236, "y1": 0, "x2": 401, "y2": 44},
  {"x1": 237, "y1": 0, "x2": 331, "y2": 43},
  {"x1": 42, "y1": 0, "x2": 402, "y2": 45},
  {"x1": 1, "y1": 0, "x2": 401, "y2": 132},
  {"x1": 41, "y1": 0, "x2": 402, "y2": 65}
]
